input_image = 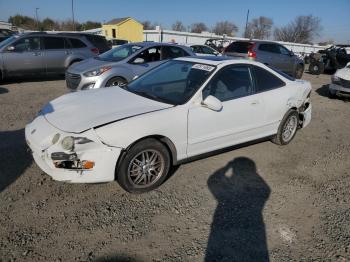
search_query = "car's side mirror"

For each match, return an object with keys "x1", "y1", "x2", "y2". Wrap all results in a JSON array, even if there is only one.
[
  {"x1": 133, "y1": 57, "x2": 145, "y2": 64},
  {"x1": 202, "y1": 95, "x2": 223, "y2": 111},
  {"x1": 7, "y1": 45, "x2": 15, "y2": 51}
]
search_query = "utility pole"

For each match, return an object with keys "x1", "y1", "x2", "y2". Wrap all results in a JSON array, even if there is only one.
[
  {"x1": 71, "y1": 0, "x2": 75, "y2": 31},
  {"x1": 244, "y1": 9, "x2": 250, "y2": 38},
  {"x1": 35, "y1": 7, "x2": 40, "y2": 30}
]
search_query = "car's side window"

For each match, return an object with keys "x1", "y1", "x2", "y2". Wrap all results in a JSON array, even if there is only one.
[
  {"x1": 162, "y1": 46, "x2": 189, "y2": 60},
  {"x1": 43, "y1": 37, "x2": 66, "y2": 50},
  {"x1": 259, "y1": 44, "x2": 279, "y2": 54},
  {"x1": 253, "y1": 65, "x2": 286, "y2": 93},
  {"x1": 278, "y1": 45, "x2": 291, "y2": 56},
  {"x1": 132, "y1": 46, "x2": 161, "y2": 63},
  {"x1": 13, "y1": 37, "x2": 41, "y2": 52},
  {"x1": 191, "y1": 45, "x2": 202, "y2": 53},
  {"x1": 203, "y1": 65, "x2": 254, "y2": 102},
  {"x1": 202, "y1": 46, "x2": 215, "y2": 55},
  {"x1": 68, "y1": 38, "x2": 87, "y2": 48}
]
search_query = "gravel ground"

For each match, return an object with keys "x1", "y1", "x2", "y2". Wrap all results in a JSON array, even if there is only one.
[{"x1": 0, "y1": 72, "x2": 349, "y2": 262}]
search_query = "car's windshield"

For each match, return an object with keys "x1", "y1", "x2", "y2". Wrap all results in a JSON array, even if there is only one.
[
  {"x1": 97, "y1": 44, "x2": 142, "y2": 62},
  {"x1": 0, "y1": 35, "x2": 17, "y2": 49},
  {"x1": 126, "y1": 60, "x2": 216, "y2": 105}
]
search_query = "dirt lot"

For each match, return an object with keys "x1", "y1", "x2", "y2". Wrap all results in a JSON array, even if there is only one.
[{"x1": 0, "y1": 72, "x2": 349, "y2": 262}]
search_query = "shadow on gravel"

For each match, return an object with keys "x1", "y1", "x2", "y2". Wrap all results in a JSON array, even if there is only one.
[
  {"x1": 316, "y1": 84, "x2": 349, "y2": 101},
  {"x1": 1, "y1": 75, "x2": 65, "y2": 85},
  {"x1": 0, "y1": 87, "x2": 8, "y2": 94},
  {"x1": 0, "y1": 129, "x2": 32, "y2": 192},
  {"x1": 205, "y1": 157, "x2": 270, "y2": 262}
]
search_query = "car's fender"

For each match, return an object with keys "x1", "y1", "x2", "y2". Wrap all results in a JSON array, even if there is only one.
[
  {"x1": 94, "y1": 105, "x2": 189, "y2": 162},
  {"x1": 97, "y1": 65, "x2": 135, "y2": 86}
]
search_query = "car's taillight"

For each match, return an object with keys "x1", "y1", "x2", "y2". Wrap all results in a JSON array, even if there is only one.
[
  {"x1": 247, "y1": 43, "x2": 256, "y2": 59},
  {"x1": 91, "y1": 48, "x2": 99, "y2": 55}
]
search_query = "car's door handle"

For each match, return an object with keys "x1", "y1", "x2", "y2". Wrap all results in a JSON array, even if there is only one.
[{"x1": 251, "y1": 100, "x2": 259, "y2": 105}]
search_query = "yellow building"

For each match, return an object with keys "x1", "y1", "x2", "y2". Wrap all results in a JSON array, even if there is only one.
[{"x1": 102, "y1": 17, "x2": 143, "y2": 42}]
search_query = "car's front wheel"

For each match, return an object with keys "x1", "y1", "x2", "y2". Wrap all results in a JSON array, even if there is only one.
[
  {"x1": 117, "y1": 138, "x2": 171, "y2": 193},
  {"x1": 105, "y1": 76, "x2": 127, "y2": 87},
  {"x1": 272, "y1": 110, "x2": 299, "y2": 145}
]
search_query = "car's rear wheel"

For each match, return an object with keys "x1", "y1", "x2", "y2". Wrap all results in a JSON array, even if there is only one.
[
  {"x1": 117, "y1": 138, "x2": 170, "y2": 193},
  {"x1": 295, "y1": 64, "x2": 304, "y2": 79},
  {"x1": 272, "y1": 110, "x2": 299, "y2": 145},
  {"x1": 105, "y1": 76, "x2": 127, "y2": 87},
  {"x1": 308, "y1": 61, "x2": 324, "y2": 75}
]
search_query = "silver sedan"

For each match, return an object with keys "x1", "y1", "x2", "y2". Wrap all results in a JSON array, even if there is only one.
[{"x1": 65, "y1": 42, "x2": 195, "y2": 91}]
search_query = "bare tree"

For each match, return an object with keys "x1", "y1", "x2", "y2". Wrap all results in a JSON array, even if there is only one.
[
  {"x1": 212, "y1": 21, "x2": 238, "y2": 36},
  {"x1": 142, "y1": 20, "x2": 154, "y2": 30},
  {"x1": 190, "y1": 22, "x2": 208, "y2": 33},
  {"x1": 274, "y1": 15, "x2": 322, "y2": 44},
  {"x1": 244, "y1": 16, "x2": 273, "y2": 39},
  {"x1": 172, "y1": 21, "x2": 186, "y2": 31}
]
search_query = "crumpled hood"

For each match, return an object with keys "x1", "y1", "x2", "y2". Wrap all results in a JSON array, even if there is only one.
[
  {"x1": 42, "y1": 87, "x2": 172, "y2": 133},
  {"x1": 335, "y1": 67, "x2": 350, "y2": 80},
  {"x1": 68, "y1": 57, "x2": 121, "y2": 73}
]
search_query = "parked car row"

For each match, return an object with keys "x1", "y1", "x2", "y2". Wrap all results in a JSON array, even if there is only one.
[{"x1": 26, "y1": 56, "x2": 312, "y2": 193}]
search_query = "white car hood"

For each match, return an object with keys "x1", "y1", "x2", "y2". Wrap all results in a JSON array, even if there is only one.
[
  {"x1": 42, "y1": 88, "x2": 172, "y2": 133},
  {"x1": 335, "y1": 67, "x2": 350, "y2": 80}
]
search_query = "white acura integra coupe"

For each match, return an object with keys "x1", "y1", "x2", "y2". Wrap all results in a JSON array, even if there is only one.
[{"x1": 26, "y1": 56, "x2": 312, "y2": 193}]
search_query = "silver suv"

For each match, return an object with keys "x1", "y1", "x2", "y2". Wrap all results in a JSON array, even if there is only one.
[
  {"x1": 0, "y1": 32, "x2": 110, "y2": 80},
  {"x1": 224, "y1": 40, "x2": 304, "y2": 79},
  {"x1": 66, "y1": 42, "x2": 194, "y2": 91}
]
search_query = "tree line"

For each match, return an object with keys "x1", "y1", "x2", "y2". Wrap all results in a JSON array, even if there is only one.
[
  {"x1": 9, "y1": 14, "x2": 323, "y2": 44},
  {"x1": 143, "y1": 14, "x2": 322, "y2": 44},
  {"x1": 8, "y1": 14, "x2": 101, "y2": 31}
]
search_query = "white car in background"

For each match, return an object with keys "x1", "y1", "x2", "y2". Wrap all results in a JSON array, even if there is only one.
[
  {"x1": 26, "y1": 57, "x2": 312, "y2": 193},
  {"x1": 329, "y1": 62, "x2": 350, "y2": 98}
]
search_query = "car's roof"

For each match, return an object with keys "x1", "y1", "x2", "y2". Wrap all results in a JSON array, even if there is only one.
[
  {"x1": 176, "y1": 56, "x2": 242, "y2": 65},
  {"x1": 128, "y1": 42, "x2": 188, "y2": 47}
]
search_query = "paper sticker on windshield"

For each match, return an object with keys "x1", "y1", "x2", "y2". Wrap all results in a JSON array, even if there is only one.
[{"x1": 192, "y1": 64, "x2": 215, "y2": 72}]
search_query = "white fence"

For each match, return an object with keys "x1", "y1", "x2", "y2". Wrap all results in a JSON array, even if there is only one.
[{"x1": 144, "y1": 29, "x2": 328, "y2": 55}]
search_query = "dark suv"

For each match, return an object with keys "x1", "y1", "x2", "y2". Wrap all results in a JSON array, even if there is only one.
[
  {"x1": 0, "y1": 32, "x2": 110, "y2": 80},
  {"x1": 223, "y1": 40, "x2": 304, "y2": 79}
]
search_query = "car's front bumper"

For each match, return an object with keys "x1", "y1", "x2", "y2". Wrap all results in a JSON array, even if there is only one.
[
  {"x1": 329, "y1": 83, "x2": 350, "y2": 97},
  {"x1": 25, "y1": 115, "x2": 121, "y2": 183}
]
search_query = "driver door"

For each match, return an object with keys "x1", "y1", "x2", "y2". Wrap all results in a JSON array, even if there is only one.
[
  {"x1": 130, "y1": 46, "x2": 163, "y2": 77},
  {"x1": 187, "y1": 64, "x2": 265, "y2": 157},
  {"x1": 3, "y1": 36, "x2": 45, "y2": 76}
]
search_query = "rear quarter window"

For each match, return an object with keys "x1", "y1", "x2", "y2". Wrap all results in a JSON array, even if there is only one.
[
  {"x1": 69, "y1": 38, "x2": 87, "y2": 48},
  {"x1": 253, "y1": 65, "x2": 285, "y2": 93}
]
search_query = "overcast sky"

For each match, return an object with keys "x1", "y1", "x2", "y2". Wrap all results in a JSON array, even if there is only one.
[{"x1": 1, "y1": 0, "x2": 349, "y2": 44}]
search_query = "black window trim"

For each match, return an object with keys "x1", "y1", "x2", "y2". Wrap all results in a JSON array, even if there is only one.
[
  {"x1": 202, "y1": 63, "x2": 256, "y2": 102},
  {"x1": 251, "y1": 64, "x2": 286, "y2": 94}
]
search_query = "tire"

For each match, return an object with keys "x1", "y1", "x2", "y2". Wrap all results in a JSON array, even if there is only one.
[
  {"x1": 294, "y1": 64, "x2": 304, "y2": 79},
  {"x1": 308, "y1": 61, "x2": 324, "y2": 75},
  {"x1": 272, "y1": 110, "x2": 299, "y2": 145},
  {"x1": 105, "y1": 76, "x2": 127, "y2": 87},
  {"x1": 117, "y1": 138, "x2": 171, "y2": 193}
]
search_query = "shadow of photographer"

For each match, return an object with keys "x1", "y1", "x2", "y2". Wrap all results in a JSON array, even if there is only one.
[{"x1": 206, "y1": 157, "x2": 271, "y2": 262}]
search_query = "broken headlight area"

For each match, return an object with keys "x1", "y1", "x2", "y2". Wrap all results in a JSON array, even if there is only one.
[{"x1": 51, "y1": 152, "x2": 95, "y2": 170}]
